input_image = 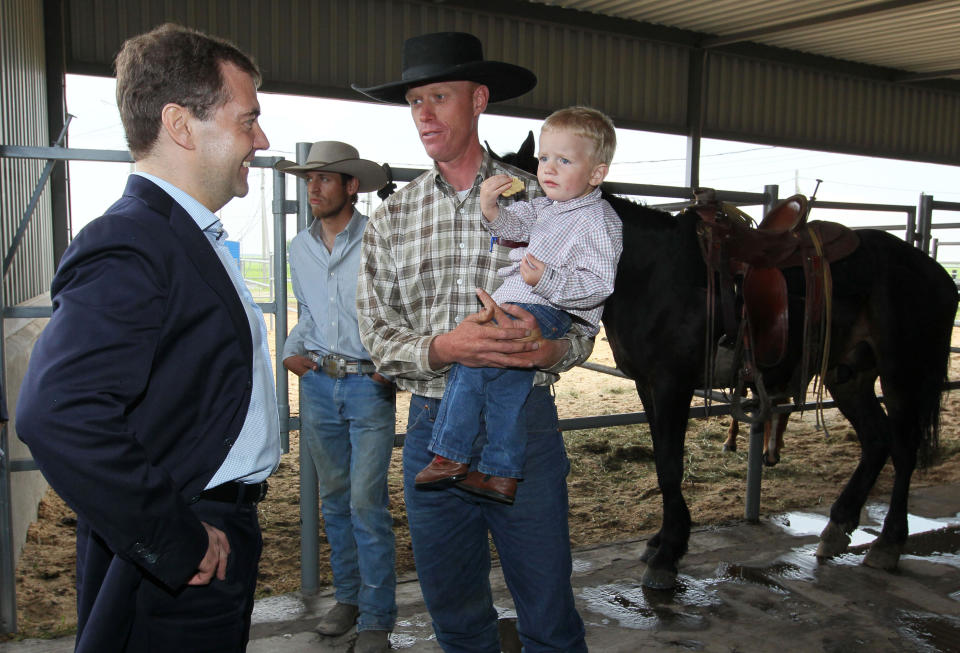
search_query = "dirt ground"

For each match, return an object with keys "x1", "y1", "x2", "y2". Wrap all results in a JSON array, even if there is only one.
[{"x1": 8, "y1": 327, "x2": 960, "y2": 640}]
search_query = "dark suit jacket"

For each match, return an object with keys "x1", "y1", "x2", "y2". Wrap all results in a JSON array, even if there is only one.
[{"x1": 16, "y1": 175, "x2": 255, "y2": 648}]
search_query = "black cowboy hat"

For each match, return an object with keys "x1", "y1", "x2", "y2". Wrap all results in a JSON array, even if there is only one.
[{"x1": 351, "y1": 32, "x2": 536, "y2": 105}]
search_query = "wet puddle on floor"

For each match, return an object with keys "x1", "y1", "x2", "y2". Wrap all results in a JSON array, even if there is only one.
[
  {"x1": 579, "y1": 504, "x2": 960, "y2": 633},
  {"x1": 390, "y1": 615, "x2": 437, "y2": 649},
  {"x1": 770, "y1": 504, "x2": 960, "y2": 545},
  {"x1": 896, "y1": 611, "x2": 960, "y2": 652},
  {"x1": 250, "y1": 593, "x2": 307, "y2": 624},
  {"x1": 579, "y1": 577, "x2": 721, "y2": 630}
]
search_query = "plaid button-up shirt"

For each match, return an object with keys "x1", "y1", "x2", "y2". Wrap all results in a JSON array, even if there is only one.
[{"x1": 357, "y1": 150, "x2": 595, "y2": 398}]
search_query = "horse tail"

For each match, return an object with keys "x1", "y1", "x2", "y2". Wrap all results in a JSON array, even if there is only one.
[{"x1": 914, "y1": 271, "x2": 957, "y2": 468}]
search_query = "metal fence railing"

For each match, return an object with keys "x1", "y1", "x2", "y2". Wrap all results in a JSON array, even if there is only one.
[{"x1": 1, "y1": 141, "x2": 958, "y2": 633}]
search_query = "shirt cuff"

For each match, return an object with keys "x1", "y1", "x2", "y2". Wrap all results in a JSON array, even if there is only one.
[{"x1": 543, "y1": 330, "x2": 594, "y2": 375}]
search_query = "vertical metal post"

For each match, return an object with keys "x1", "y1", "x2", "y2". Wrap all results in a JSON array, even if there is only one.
[
  {"x1": 932, "y1": 238, "x2": 939, "y2": 261},
  {"x1": 763, "y1": 184, "x2": 779, "y2": 217},
  {"x1": 918, "y1": 193, "x2": 933, "y2": 254},
  {"x1": 294, "y1": 142, "x2": 320, "y2": 595},
  {"x1": 272, "y1": 165, "x2": 289, "y2": 454},
  {"x1": 0, "y1": 282, "x2": 16, "y2": 633},
  {"x1": 905, "y1": 207, "x2": 917, "y2": 247},
  {"x1": 741, "y1": 182, "x2": 781, "y2": 525},
  {"x1": 744, "y1": 421, "x2": 764, "y2": 522},
  {"x1": 684, "y1": 50, "x2": 705, "y2": 191}
]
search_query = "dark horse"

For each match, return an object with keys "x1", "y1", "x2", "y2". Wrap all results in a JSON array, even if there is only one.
[
  {"x1": 491, "y1": 134, "x2": 958, "y2": 589},
  {"x1": 603, "y1": 194, "x2": 956, "y2": 588}
]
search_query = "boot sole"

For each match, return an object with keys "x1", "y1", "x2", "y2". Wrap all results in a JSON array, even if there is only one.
[
  {"x1": 456, "y1": 482, "x2": 515, "y2": 504},
  {"x1": 414, "y1": 473, "x2": 468, "y2": 489}
]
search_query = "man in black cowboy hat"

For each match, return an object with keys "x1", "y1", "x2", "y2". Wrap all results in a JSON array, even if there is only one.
[
  {"x1": 275, "y1": 142, "x2": 396, "y2": 653},
  {"x1": 354, "y1": 32, "x2": 590, "y2": 652}
]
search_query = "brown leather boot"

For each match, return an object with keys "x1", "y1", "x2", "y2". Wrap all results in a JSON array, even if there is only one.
[
  {"x1": 414, "y1": 455, "x2": 469, "y2": 489},
  {"x1": 457, "y1": 471, "x2": 518, "y2": 504}
]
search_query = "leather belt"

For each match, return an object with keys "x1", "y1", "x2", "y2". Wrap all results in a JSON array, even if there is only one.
[
  {"x1": 193, "y1": 480, "x2": 269, "y2": 504},
  {"x1": 307, "y1": 352, "x2": 377, "y2": 378}
]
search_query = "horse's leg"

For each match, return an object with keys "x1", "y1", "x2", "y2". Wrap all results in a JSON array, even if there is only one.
[
  {"x1": 722, "y1": 418, "x2": 739, "y2": 452},
  {"x1": 861, "y1": 374, "x2": 928, "y2": 569},
  {"x1": 637, "y1": 379, "x2": 694, "y2": 590},
  {"x1": 816, "y1": 368, "x2": 891, "y2": 559},
  {"x1": 762, "y1": 413, "x2": 786, "y2": 466}
]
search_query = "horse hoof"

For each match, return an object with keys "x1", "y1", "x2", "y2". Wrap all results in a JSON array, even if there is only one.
[
  {"x1": 816, "y1": 520, "x2": 851, "y2": 558},
  {"x1": 639, "y1": 544, "x2": 658, "y2": 563},
  {"x1": 722, "y1": 443, "x2": 736, "y2": 453},
  {"x1": 863, "y1": 538, "x2": 901, "y2": 570},
  {"x1": 641, "y1": 566, "x2": 677, "y2": 590},
  {"x1": 763, "y1": 453, "x2": 780, "y2": 467}
]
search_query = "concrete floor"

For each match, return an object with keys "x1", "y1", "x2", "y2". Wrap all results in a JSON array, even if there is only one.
[{"x1": 4, "y1": 483, "x2": 960, "y2": 652}]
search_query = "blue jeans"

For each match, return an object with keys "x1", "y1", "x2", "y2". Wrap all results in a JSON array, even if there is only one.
[
  {"x1": 300, "y1": 369, "x2": 397, "y2": 632},
  {"x1": 405, "y1": 386, "x2": 587, "y2": 653},
  {"x1": 430, "y1": 304, "x2": 572, "y2": 478}
]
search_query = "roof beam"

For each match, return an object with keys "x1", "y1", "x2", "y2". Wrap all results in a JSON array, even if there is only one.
[
  {"x1": 700, "y1": 0, "x2": 935, "y2": 49},
  {"x1": 896, "y1": 68, "x2": 960, "y2": 82}
]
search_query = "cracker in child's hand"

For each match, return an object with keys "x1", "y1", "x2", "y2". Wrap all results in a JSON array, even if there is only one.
[{"x1": 501, "y1": 176, "x2": 524, "y2": 197}]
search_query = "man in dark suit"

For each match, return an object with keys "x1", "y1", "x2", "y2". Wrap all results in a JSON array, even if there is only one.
[{"x1": 16, "y1": 23, "x2": 280, "y2": 652}]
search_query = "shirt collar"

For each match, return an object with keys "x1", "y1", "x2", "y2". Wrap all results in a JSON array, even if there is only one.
[
  {"x1": 431, "y1": 149, "x2": 500, "y2": 196},
  {"x1": 133, "y1": 171, "x2": 219, "y2": 233},
  {"x1": 548, "y1": 185, "x2": 603, "y2": 210},
  {"x1": 307, "y1": 208, "x2": 364, "y2": 243}
]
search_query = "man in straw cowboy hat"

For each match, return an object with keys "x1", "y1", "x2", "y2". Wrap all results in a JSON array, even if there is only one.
[
  {"x1": 353, "y1": 33, "x2": 590, "y2": 651},
  {"x1": 275, "y1": 142, "x2": 396, "y2": 653}
]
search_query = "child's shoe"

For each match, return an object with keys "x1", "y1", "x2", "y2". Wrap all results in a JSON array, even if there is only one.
[
  {"x1": 415, "y1": 455, "x2": 469, "y2": 488},
  {"x1": 457, "y1": 472, "x2": 518, "y2": 504}
]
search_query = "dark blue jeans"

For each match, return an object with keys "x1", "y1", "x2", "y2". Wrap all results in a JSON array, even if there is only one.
[
  {"x1": 429, "y1": 303, "x2": 572, "y2": 478},
  {"x1": 404, "y1": 386, "x2": 587, "y2": 653},
  {"x1": 300, "y1": 370, "x2": 397, "y2": 631}
]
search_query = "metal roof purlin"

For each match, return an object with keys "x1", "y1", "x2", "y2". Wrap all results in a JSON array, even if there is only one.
[
  {"x1": 897, "y1": 67, "x2": 960, "y2": 82},
  {"x1": 699, "y1": 0, "x2": 937, "y2": 49}
]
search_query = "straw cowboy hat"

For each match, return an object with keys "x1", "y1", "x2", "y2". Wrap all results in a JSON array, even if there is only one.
[
  {"x1": 351, "y1": 32, "x2": 537, "y2": 105},
  {"x1": 273, "y1": 141, "x2": 388, "y2": 193}
]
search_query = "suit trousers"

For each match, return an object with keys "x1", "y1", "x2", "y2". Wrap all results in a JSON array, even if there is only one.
[{"x1": 75, "y1": 498, "x2": 262, "y2": 653}]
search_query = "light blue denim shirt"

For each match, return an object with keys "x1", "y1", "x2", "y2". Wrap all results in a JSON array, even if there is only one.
[
  {"x1": 283, "y1": 209, "x2": 374, "y2": 363},
  {"x1": 133, "y1": 172, "x2": 281, "y2": 486}
]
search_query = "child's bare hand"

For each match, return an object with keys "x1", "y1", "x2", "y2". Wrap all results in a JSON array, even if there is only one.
[
  {"x1": 520, "y1": 253, "x2": 545, "y2": 286},
  {"x1": 479, "y1": 175, "x2": 515, "y2": 222}
]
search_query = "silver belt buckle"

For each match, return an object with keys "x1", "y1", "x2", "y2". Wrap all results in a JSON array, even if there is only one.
[{"x1": 322, "y1": 355, "x2": 347, "y2": 378}]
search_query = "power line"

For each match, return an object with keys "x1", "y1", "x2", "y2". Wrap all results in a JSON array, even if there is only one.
[{"x1": 614, "y1": 145, "x2": 777, "y2": 165}]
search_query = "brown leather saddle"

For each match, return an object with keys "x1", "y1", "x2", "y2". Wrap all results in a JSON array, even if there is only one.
[{"x1": 694, "y1": 190, "x2": 859, "y2": 420}]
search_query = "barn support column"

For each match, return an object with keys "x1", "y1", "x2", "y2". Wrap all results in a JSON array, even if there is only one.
[
  {"x1": 294, "y1": 142, "x2": 320, "y2": 596},
  {"x1": 44, "y1": 0, "x2": 71, "y2": 265},
  {"x1": 763, "y1": 184, "x2": 779, "y2": 217},
  {"x1": 0, "y1": 316, "x2": 15, "y2": 632},
  {"x1": 918, "y1": 193, "x2": 933, "y2": 254},
  {"x1": 744, "y1": 421, "x2": 764, "y2": 522},
  {"x1": 685, "y1": 50, "x2": 705, "y2": 190}
]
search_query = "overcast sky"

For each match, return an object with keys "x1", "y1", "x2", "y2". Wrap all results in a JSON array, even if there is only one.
[{"x1": 64, "y1": 74, "x2": 960, "y2": 262}]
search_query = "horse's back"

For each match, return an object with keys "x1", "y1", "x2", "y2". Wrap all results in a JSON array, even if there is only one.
[
  {"x1": 602, "y1": 201, "x2": 707, "y2": 384},
  {"x1": 838, "y1": 229, "x2": 957, "y2": 329}
]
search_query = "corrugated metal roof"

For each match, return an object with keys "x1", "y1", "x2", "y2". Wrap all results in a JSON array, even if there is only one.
[
  {"x1": 525, "y1": 0, "x2": 960, "y2": 79},
  {"x1": 60, "y1": 0, "x2": 960, "y2": 165}
]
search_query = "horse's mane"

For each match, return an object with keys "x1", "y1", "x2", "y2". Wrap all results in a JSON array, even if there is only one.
[{"x1": 603, "y1": 192, "x2": 688, "y2": 230}]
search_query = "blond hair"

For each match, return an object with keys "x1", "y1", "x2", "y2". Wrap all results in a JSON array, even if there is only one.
[{"x1": 541, "y1": 106, "x2": 616, "y2": 165}]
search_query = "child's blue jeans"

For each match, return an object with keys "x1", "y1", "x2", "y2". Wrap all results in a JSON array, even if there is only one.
[{"x1": 429, "y1": 302, "x2": 572, "y2": 478}]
